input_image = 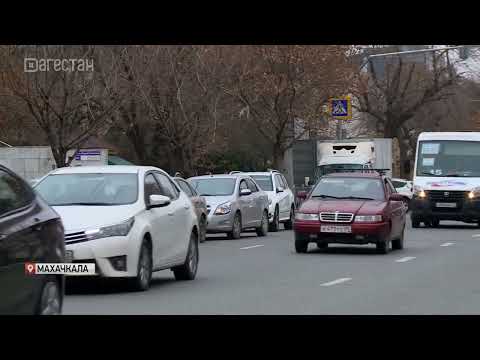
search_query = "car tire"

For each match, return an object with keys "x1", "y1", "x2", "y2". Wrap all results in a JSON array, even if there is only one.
[
  {"x1": 36, "y1": 277, "x2": 62, "y2": 315},
  {"x1": 173, "y1": 231, "x2": 199, "y2": 281},
  {"x1": 376, "y1": 238, "x2": 391, "y2": 254},
  {"x1": 199, "y1": 215, "x2": 207, "y2": 243},
  {"x1": 284, "y1": 206, "x2": 294, "y2": 230},
  {"x1": 411, "y1": 217, "x2": 420, "y2": 228},
  {"x1": 227, "y1": 212, "x2": 242, "y2": 239},
  {"x1": 431, "y1": 219, "x2": 440, "y2": 227},
  {"x1": 295, "y1": 232, "x2": 309, "y2": 253},
  {"x1": 256, "y1": 210, "x2": 269, "y2": 237},
  {"x1": 317, "y1": 242, "x2": 328, "y2": 249},
  {"x1": 392, "y1": 227, "x2": 405, "y2": 250},
  {"x1": 130, "y1": 239, "x2": 152, "y2": 292},
  {"x1": 269, "y1": 207, "x2": 280, "y2": 232}
]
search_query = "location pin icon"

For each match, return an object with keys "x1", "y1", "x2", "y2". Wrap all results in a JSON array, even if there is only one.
[{"x1": 25, "y1": 263, "x2": 35, "y2": 275}]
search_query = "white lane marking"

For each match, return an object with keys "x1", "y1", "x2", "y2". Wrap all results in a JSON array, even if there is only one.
[
  {"x1": 320, "y1": 277, "x2": 352, "y2": 287},
  {"x1": 240, "y1": 245, "x2": 265, "y2": 250},
  {"x1": 472, "y1": 234, "x2": 480, "y2": 238},
  {"x1": 440, "y1": 242, "x2": 454, "y2": 247},
  {"x1": 395, "y1": 256, "x2": 416, "y2": 263}
]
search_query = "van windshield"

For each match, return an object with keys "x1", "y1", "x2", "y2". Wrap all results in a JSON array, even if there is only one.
[{"x1": 416, "y1": 140, "x2": 480, "y2": 177}]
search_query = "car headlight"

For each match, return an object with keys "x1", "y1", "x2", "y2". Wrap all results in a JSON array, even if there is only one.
[
  {"x1": 86, "y1": 217, "x2": 135, "y2": 240},
  {"x1": 295, "y1": 213, "x2": 319, "y2": 221},
  {"x1": 413, "y1": 185, "x2": 426, "y2": 198},
  {"x1": 268, "y1": 198, "x2": 272, "y2": 205},
  {"x1": 214, "y1": 202, "x2": 232, "y2": 215},
  {"x1": 468, "y1": 187, "x2": 480, "y2": 199},
  {"x1": 355, "y1": 215, "x2": 383, "y2": 222}
]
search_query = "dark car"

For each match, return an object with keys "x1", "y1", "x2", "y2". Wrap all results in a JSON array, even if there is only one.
[
  {"x1": 174, "y1": 177, "x2": 208, "y2": 242},
  {"x1": 294, "y1": 171, "x2": 406, "y2": 254},
  {"x1": 0, "y1": 165, "x2": 65, "y2": 314}
]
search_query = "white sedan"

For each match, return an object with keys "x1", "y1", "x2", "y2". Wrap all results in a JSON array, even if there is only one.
[
  {"x1": 391, "y1": 178, "x2": 413, "y2": 200},
  {"x1": 34, "y1": 166, "x2": 199, "y2": 291}
]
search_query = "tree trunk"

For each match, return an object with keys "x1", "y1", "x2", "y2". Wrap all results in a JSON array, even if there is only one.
[
  {"x1": 396, "y1": 132, "x2": 410, "y2": 179},
  {"x1": 272, "y1": 143, "x2": 284, "y2": 170}
]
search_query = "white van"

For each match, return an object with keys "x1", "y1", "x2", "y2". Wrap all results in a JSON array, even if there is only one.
[{"x1": 411, "y1": 132, "x2": 480, "y2": 228}]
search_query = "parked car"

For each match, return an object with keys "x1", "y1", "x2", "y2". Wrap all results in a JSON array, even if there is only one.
[
  {"x1": 294, "y1": 171, "x2": 407, "y2": 254},
  {"x1": 0, "y1": 165, "x2": 65, "y2": 315},
  {"x1": 391, "y1": 178, "x2": 413, "y2": 208},
  {"x1": 34, "y1": 166, "x2": 199, "y2": 291},
  {"x1": 242, "y1": 170, "x2": 295, "y2": 231},
  {"x1": 188, "y1": 174, "x2": 269, "y2": 239},
  {"x1": 174, "y1": 177, "x2": 208, "y2": 243}
]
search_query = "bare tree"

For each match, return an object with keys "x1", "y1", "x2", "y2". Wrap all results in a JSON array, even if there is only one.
[
  {"x1": 354, "y1": 49, "x2": 462, "y2": 177},
  {"x1": 0, "y1": 45, "x2": 124, "y2": 167},
  {"x1": 222, "y1": 45, "x2": 357, "y2": 168}
]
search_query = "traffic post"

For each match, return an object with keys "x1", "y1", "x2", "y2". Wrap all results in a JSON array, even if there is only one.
[{"x1": 330, "y1": 96, "x2": 352, "y2": 140}]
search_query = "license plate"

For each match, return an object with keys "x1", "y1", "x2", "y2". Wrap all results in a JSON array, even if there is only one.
[
  {"x1": 321, "y1": 225, "x2": 352, "y2": 233},
  {"x1": 65, "y1": 250, "x2": 73, "y2": 263},
  {"x1": 435, "y1": 202, "x2": 457, "y2": 208}
]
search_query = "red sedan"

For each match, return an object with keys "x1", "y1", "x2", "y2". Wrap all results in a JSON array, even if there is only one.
[{"x1": 294, "y1": 172, "x2": 406, "y2": 254}]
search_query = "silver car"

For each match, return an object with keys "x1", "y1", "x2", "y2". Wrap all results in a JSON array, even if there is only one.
[{"x1": 188, "y1": 174, "x2": 269, "y2": 239}]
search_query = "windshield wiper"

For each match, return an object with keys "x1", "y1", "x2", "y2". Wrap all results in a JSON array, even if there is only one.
[
  {"x1": 311, "y1": 195, "x2": 341, "y2": 199},
  {"x1": 336, "y1": 196, "x2": 375, "y2": 200},
  {"x1": 199, "y1": 194, "x2": 217, "y2": 196},
  {"x1": 52, "y1": 202, "x2": 116, "y2": 206}
]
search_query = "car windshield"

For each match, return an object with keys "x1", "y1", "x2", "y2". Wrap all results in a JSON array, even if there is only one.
[
  {"x1": 310, "y1": 177, "x2": 385, "y2": 201},
  {"x1": 318, "y1": 163, "x2": 365, "y2": 176},
  {"x1": 249, "y1": 175, "x2": 273, "y2": 191},
  {"x1": 35, "y1": 173, "x2": 138, "y2": 206},
  {"x1": 392, "y1": 180, "x2": 407, "y2": 188},
  {"x1": 189, "y1": 178, "x2": 236, "y2": 196},
  {"x1": 416, "y1": 140, "x2": 480, "y2": 177}
]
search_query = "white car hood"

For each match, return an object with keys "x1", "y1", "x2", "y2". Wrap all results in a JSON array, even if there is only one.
[
  {"x1": 414, "y1": 177, "x2": 480, "y2": 191},
  {"x1": 53, "y1": 205, "x2": 140, "y2": 233}
]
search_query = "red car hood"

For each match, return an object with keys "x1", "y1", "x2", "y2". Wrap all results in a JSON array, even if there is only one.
[{"x1": 299, "y1": 199, "x2": 387, "y2": 215}]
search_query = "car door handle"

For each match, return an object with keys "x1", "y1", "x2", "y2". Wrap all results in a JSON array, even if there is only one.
[
  {"x1": 184, "y1": 205, "x2": 190, "y2": 210},
  {"x1": 168, "y1": 212, "x2": 174, "y2": 216},
  {"x1": 0, "y1": 234, "x2": 6, "y2": 240}
]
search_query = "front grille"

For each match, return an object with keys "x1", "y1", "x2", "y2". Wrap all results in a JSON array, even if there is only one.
[
  {"x1": 65, "y1": 231, "x2": 89, "y2": 245},
  {"x1": 427, "y1": 190, "x2": 467, "y2": 201},
  {"x1": 320, "y1": 212, "x2": 354, "y2": 223}
]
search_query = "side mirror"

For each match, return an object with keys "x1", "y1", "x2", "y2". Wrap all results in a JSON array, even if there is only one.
[
  {"x1": 389, "y1": 194, "x2": 405, "y2": 202},
  {"x1": 240, "y1": 188, "x2": 252, "y2": 196},
  {"x1": 148, "y1": 194, "x2": 171, "y2": 208},
  {"x1": 297, "y1": 191, "x2": 308, "y2": 200},
  {"x1": 276, "y1": 186, "x2": 284, "y2": 193}
]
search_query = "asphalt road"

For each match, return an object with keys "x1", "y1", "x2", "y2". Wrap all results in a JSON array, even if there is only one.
[{"x1": 63, "y1": 217, "x2": 480, "y2": 314}]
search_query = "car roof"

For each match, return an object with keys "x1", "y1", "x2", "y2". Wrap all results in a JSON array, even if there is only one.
[
  {"x1": 188, "y1": 174, "x2": 241, "y2": 180},
  {"x1": 48, "y1": 165, "x2": 162, "y2": 175},
  {"x1": 243, "y1": 172, "x2": 275, "y2": 176},
  {"x1": 323, "y1": 172, "x2": 383, "y2": 179}
]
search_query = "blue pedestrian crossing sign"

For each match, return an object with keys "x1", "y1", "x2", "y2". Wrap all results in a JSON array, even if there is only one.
[{"x1": 330, "y1": 97, "x2": 352, "y2": 120}]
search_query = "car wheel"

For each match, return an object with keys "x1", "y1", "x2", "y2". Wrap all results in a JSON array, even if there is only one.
[
  {"x1": 227, "y1": 212, "x2": 242, "y2": 239},
  {"x1": 411, "y1": 218, "x2": 420, "y2": 228},
  {"x1": 376, "y1": 238, "x2": 391, "y2": 254},
  {"x1": 37, "y1": 278, "x2": 62, "y2": 315},
  {"x1": 392, "y1": 226, "x2": 405, "y2": 250},
  {"x1": 173, "y1": 231, "x2": 199, "y2": 281},
  {"x1": 256, "y1": 210, "x2": 268, "y2": 237},
  {"x1": 284, "y1": 206, "x2": 294, "y2": 230},
  {"x1": 269, "y1": 207, "x2": 280, "y2": 232},
  {"x1": 431, "y1": 219, "x2": 440, "y2": 227},
  {"x1": 130, "y1": 239, "x2": 152, "y2": 291},
  {"x1": 295, "y1": 232, "x2": 308, "y2": 253},
  {"x1": 317, "y1": 242, "x2": 328, "y2": 249},
  {"x1": 199, "y1": 215, "x2": 207, "y2": 243}
]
